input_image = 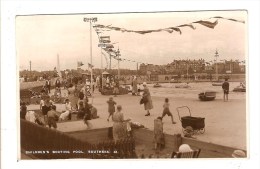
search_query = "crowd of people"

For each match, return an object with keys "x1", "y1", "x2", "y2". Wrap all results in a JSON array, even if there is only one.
[
  {"x1": 20, "y1": 74, "x2": 245, "y2": 158},
  {"x1": 20, "y1": 77, "x2": 100, "y2": 129},
  {"x1": 21, "y1": 75, "x2": 178, "y2": 140}
]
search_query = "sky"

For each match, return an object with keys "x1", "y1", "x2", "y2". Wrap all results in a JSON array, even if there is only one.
[{"x1": 16, "y1": 10, "x2": 247, "y2": 71}]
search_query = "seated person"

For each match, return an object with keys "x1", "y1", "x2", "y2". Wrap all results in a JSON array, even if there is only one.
[
  {"x1": 25, "y1": 110, "x2": 36, "y2": 123},
  {"x1": 171, "y1": 144, "x2": 193, "y2": 158},
  {"x1": 59, "y1": 99, "x2": 72, "y2": 121},
  {"x1": 89, "y1": 104, "x2": 99, "y2": 119},
  {"x1": 53, "y1": 87, "x2": 61, "y2": 100}
]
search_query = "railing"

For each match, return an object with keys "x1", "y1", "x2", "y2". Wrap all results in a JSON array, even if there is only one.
[{"x1": 20, "y1": 119, "x2": 136, "y2": 159}]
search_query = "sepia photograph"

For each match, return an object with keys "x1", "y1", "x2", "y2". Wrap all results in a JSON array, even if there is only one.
[{"x1": 16, "y1": 10, "x2": 248, "y2": 160}]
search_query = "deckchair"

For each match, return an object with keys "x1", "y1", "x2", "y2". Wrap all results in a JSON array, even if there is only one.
[{"x1": 171, "y1": 149, "x2": 201, "y2": 158}]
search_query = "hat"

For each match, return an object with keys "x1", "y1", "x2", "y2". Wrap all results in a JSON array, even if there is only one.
[
  {"x1": 117, "y1": 105, "x2": 122, "y2": 110},
  {"x1": 179, "y1": 144, "x2": 192, "y2": 152},
  {"x1": 232, "y1": 150, "x2": 246, "y2": 158},
  {"x1": 143, "y1": 82, "x2": 147, "y2": 86}
]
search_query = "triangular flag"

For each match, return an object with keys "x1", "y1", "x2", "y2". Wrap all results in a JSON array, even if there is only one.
[
  {"x1": 193, "y1": 20, "x2": 218, "y2": 29},
  {"x1": 77, "y1": 61, "x2": 84, "y2": 67}
]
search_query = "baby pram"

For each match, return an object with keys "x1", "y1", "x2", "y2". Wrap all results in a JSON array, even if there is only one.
[{"x1": 176, "y1": 106, "x2": 205, "y2": 135}]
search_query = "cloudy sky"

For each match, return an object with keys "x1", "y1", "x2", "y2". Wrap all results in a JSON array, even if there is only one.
[{"x1": 16, "y1": 10, "x2": 247, "y2": 71}]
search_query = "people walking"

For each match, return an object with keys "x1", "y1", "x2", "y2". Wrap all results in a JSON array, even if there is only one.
[
  {"x1": 161, "y1": 98, "x2": 176, "y2": 124},
  {"x1": 142, "y1": 82, "x2": 153, "y2": 116},
  {"x1": 107, "y1": 97, "x2": 116, "y2": 121}
]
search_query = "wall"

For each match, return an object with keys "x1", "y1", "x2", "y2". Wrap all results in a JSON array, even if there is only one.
[{"x1": 66, "y1": 128, "x2": 247, "y2": 158}]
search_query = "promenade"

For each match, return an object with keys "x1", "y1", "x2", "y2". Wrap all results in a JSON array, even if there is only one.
[{"x1": 27, "y1": 82, "x2": 247, "y2": 150}]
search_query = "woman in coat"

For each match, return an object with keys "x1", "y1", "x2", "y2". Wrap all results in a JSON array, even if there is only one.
[
  {"x1": 142, "y1": 82, "x2": 153, "y2": 116},
  {"x1": 112, "y1": 105, "x2": 131, "y2": 142}
]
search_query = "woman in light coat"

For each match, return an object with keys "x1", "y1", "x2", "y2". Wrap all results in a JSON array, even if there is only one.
[{"x1": 142, "y1": 82, "x2": 153, "y2": 116}]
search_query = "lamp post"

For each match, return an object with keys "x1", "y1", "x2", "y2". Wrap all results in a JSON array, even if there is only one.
[
  {"x1": 83, "y1": 17, "x2": 97, "y2": 93},
  {"x1": 29, "y1": 60, "x2": 31, "y2": 77},
  {"x1": 186, "y1": 59, "x2": 189, "y2": 81},
  {"x1": 214, "y1": 49, "x2": 219, "y2": 81},
  {"x1": 116, "y1": 48, "x2": 121, "y2": 79}
]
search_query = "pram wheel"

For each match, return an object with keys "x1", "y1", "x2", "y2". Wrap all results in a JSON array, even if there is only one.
[{"x1": 199, "y1": 128, "x2": 205, "y2": 134}]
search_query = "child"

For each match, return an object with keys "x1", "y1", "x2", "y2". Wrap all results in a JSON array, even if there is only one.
[
  {"x1": 83, "y1": 101, "x2": 93, "y2": 129},
  {"x1": 42, "y1": 95, "x2": 53, "y2": 127},
  {"x1": 89, "y1": 104, "x2": 99, "y2": 119},
  {"x1": 107, "y1": 97, "x2": 116, "y2": 122},
  {"x1": 161, "y1": 98, "x2": 176, "y2": 124},
  {"x1": 154, "y1": 117, "x2": 165, "y2": 152},
  {"x1": 77, "y1": 101, "x2": 85, "y2": 119},
  {"x1": 47, "y1": 105, "x2": 59, "y2": 129}
]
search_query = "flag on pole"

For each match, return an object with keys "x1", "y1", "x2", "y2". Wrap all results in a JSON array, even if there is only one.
[
  {"x1": 99, "y1": 36, "x2": 111, "y2": 43},
  {"x1": 77, "y1": 61, "x2": 84, "y2": 67},
  {"x1": 55, "y1": 54, "x2": 62, "y2": 78},
  {"x1": 88, "y1": 63, "x2": 94, "y2": 69}
]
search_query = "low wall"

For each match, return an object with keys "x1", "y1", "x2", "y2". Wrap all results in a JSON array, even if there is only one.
[
  {"x1": 20, "y1": 120, "x2": 136, "y2": 159},
  {"x1": 20, "y1": 120, "x2": 246, "y2": 159},
  {"x1": 66, "y1": 128, "x2": 113, "y2": 144},
  {"x1": 66, "y1": 127, "x2": 247, "y2": 158}
]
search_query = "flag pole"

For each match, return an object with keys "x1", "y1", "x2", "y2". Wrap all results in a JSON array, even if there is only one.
[{"x1": 84, "y1": 17, "x2": 97, "y2": 96}]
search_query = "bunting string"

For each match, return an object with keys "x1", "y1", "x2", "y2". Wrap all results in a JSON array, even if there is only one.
[
  {"x1": 93, "y1": 16, "x2": 244, "y2": 35},
  {"x1": 210, "y1": 16, "x2": 245, "y2": 24},
  {"x1": 93, "y1": 16, "x2": 245, "y2": 69}
]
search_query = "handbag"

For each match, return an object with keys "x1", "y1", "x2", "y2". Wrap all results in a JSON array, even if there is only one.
[
  {"x1": 140, "y1": 98, "x2": 144, "y2": 104},
  {"x1": 140, "y1": 96, "x2": 148, "y2": 104}
]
